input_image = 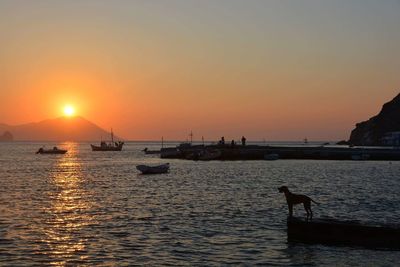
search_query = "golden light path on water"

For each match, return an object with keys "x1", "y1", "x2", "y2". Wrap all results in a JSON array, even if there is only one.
[
  {"x1": 1, "y1": 142, "x2": 400, "y2": 265},
  {"x1": 38, "y1": 142, "x2": 93, "y2": 266}
]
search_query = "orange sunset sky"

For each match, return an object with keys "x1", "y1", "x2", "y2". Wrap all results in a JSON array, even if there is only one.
[{"x1": 1, "y1": 0, "x2": 399, "y2": 141}]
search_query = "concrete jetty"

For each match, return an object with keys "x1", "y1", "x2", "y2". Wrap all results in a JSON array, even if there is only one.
[
  {"x1": 160, "y1": 144, "x2": 400, "y2": 161},
  {"x1": 287, "y1": 217, "x2": 400, "y2": 249}
]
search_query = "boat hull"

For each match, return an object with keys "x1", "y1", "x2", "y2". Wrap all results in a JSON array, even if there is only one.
[
  {"x1": 136, "y1": 163, "x2": 169, "y2": 174},
  {"x1": 37, "y1": 150, "x2": 67, "y2": 154},
  {"x1": 90, "y1": 144, "x2": 123, "y2": 151}
]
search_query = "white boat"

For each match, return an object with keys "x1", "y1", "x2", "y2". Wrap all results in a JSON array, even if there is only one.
[{"x1": 136, "y1": 163, "x2": 170, "y2": 174}]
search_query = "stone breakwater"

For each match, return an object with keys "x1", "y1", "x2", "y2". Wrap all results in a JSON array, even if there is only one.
[{"x1": 160, "y1": 144, "x2": 400, "y2": 161}]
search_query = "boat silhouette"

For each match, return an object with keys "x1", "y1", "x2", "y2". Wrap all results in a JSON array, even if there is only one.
[
  {"x1": 36, "y1": 146, "x2": 67, "y2": 154},
  {"x1": 91, "y1": 129, "x2": 124, "y2": 151}
]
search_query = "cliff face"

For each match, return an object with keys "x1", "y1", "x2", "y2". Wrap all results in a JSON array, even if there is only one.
[{"x1": 349, "y1": 93, "x2": 400, "y2": 146}]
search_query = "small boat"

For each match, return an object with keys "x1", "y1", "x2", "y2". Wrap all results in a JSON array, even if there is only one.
[
  {"x1": 264, "y1": 153, "x2": 279, "y2": 160},
  {"x1": 36, "y1": 147, "x2": 67, "y2": 154},
  {"x1": 287, "y1": 216, "x2": 400, "y2": 249},
  {"x1": 143, "y1": 148, "x2": 161, "y2": 154},
  {"x1": 136, "y1": 163, "x2": 170, "y2": 174},
  {"x1": 91, "y1": 129, "x2": 124, "y2": 151}
]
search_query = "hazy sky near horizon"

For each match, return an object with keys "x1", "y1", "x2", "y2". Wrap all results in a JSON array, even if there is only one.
[{"x1": 1, "y1": 0, "x2": 399, "y2": 141}]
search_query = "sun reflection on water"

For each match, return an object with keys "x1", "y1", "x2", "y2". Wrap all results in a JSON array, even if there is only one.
[{"x1": 39, "y1": 142, "x2": 94, "y2": 266}]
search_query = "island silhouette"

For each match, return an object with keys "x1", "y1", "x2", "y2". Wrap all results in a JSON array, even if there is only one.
[{"x1": 0, "y1": 116, "x2": 120, "y2": 141}]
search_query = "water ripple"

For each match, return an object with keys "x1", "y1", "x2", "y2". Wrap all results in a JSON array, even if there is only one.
[{"x1": 0, "y1": 142, "x2": 400, "y2": 265}]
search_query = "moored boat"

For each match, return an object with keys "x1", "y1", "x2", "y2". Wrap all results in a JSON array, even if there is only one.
[
  {"x1": 36, "y1": 147, "x2": 67, "y2": 154},
  {"x1": 91, "y1": 141, "x2": 124, "y2": 151},
  {"x1": 91, "y1": 129, "x2": 124, "y2": 151},
  {"x1": 136, "y1": 163, "x2": 170, "y2": 174}
]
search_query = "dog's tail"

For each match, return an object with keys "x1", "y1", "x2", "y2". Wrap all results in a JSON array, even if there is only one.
[{"x1": 311, "y1": 198, "x2": 320, "y2": 205}]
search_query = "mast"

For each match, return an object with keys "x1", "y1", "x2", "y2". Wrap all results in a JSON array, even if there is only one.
[
  {"x1": 111, "y1": 128, "x2": 114, "y2": 143},
  {"x1": 189, "y1": 130, "x2": 193, "y2": 144}
]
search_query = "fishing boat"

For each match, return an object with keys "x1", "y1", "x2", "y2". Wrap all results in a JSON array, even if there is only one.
[
  {"x1": 136, "y1": 163, "x2": 170, "y2": 174},
  {"x1": 91, "y1": 129, "x2": 124, "y2": 151},
  {"x1": 36, "y1": 147, "x2": 67, "y2": 154}
]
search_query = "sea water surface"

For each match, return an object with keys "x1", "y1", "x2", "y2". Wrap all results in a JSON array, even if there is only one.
[{"x1": 0, "y1": 142, "x2": 399, "y2": 266}]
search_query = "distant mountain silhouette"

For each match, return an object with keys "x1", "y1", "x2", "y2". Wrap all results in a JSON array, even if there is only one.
[
  {"x1": 349, "y1": 93, "x2": 400, "y2": 146},
  {"x1": 0, "y1": 116, "x2": 120, "y2": 141},
  {"x1": 0, "y1": 131, "x2": 13, "y2": 141}
]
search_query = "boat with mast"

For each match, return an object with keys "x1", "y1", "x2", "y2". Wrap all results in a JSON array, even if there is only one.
[{"x1": 90, "y1": 128, "x2": 124, "y2": 151}]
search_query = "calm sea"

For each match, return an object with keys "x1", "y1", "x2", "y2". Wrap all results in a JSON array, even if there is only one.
[{"x1": 1, "y1": 142, "x2": 399, "y2": 266}]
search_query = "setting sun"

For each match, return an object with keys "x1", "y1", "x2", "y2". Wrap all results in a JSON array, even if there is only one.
[{"x1": 63, "y1": 105, "x2": 75, "y2": 117}]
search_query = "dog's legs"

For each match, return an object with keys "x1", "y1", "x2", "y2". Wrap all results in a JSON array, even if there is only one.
[
  {"x1": 304, "y1": 202, "x2": 311, "y2": 221},
  {"x1": 288, "y1": 204, "x2": 293, "y2": 218}
]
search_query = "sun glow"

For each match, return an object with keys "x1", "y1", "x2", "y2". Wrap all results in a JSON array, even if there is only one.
[{"x1": 63, "y1": 105, "x2": 75, "y2": 117}]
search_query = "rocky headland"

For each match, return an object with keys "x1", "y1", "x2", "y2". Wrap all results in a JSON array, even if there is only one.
[{"x1": 349, "y1": 93, "x2": 400, "y2": 146}]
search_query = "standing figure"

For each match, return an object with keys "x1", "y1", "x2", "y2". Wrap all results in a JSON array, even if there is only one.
[
  {"x1": 241, "y1": 136, "x2": 246, "y2": 146},
  {"x1": 221, "y1": 136, "x2": 225, "y2": 145}
]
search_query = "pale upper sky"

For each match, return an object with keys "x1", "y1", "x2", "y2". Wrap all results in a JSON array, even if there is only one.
[{"x1": 0, "y1": 0, "x2": 399, "y2": 141}]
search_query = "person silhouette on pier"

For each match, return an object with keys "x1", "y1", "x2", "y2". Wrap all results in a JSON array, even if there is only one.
[
  {"x1": 241, "y1": 136, "x2": 246, "y2": 146},
  {"x1": 219, "y1": 136, "x2": 225, "y2": 145}
]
